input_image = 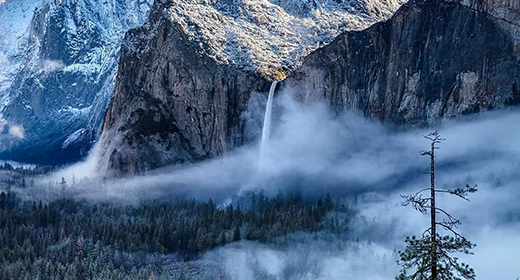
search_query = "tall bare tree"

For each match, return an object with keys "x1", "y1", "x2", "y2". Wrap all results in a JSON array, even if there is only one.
[{"x1": 397, "y1": 130, "x2": 478, "y2": 280}]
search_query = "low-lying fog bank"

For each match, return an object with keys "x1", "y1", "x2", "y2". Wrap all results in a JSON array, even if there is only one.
[{"x1": 12, "y1": 88, "x2": 520, "y2": 279}]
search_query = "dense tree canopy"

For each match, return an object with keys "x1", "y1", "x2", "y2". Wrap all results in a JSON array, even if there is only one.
[{"x1": 0, "y1": 190, "x2": 343, "y2": 279}]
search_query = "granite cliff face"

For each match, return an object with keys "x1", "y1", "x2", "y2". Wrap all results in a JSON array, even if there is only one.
[
  {"x1": 286, "y1": 0, "x2": 519, "y2": 125},
  {"x1": 96, "y1": 1, "x2": 271, "y2": 174},
  {"x1": 98, "y1": 0, "x2": 519, "y2": 174},
  {"x1": 96, "y1": 0, "x2": 405, "y2": 174}
]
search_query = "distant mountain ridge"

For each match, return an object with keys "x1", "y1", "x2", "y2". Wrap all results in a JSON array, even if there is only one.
[
  {"x1": 1, "y1": 0, "x2": 517, "y2": 171},
  {"x1": 0, "y1": 0, "x2": 153, "y2": 164}
]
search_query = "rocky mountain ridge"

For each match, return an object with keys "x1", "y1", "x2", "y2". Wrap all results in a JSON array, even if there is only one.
[
  {"x1": 159, "y1": 0, "x2": 406, "y2": 78},
  {"x1": 0, "y1": 0, "x2": 405, "y2": 165},
  {"x1": 95, "y1": 0, "x2": 407, "y2": 174},
  {"x1": 97, "y1": 0, "x2": 519, "y2": 174}
]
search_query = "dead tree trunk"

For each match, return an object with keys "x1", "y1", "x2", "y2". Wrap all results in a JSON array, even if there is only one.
[
  {"x1": 429, "y1": 141, "x2": 438, "y2": 280},
  {"x1": 422, "y1": 132, "x2": 442, "y2": 280}
]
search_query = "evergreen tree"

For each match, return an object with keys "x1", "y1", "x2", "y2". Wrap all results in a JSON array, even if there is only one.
[
  {"x1": 60, "y1": 177, "x2": 67, "y2": 194},
  {"x1": 325, "y1": 193, "x2": 333, "y2": 211},
  {"x1": 0, "y1": 192, "x2": 6, "y2": 209},
  {"x1": 232, "y1": 226, "x2": 241, "y2": 242}
]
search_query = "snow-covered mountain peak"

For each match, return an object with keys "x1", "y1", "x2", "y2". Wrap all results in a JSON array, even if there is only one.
[{"x1": 164, "y1": 0, "x2": 405, "y2": 78}]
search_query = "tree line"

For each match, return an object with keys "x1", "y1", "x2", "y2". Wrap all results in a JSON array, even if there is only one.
[{"x1": 0, "y1": 191, "x2": 340, "y2": 279}]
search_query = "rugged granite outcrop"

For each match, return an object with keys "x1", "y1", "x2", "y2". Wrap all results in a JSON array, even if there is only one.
[
  {"x1": 286, "y1": 0, "x2": 519, "y2": 125},
  {"x1": 98, "y1": 0, "x2": 519, "y2": 174},
  {"x1": 96, "y1": 0, "x2": 271, "y2": 174},
  {"x1": 158, "y1": 0, "x2": 405, "y2": 76}
]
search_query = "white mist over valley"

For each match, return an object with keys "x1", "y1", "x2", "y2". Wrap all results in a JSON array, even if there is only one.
[{"x1": 15, "y1": 85, "x2": 520, "y2": 279}]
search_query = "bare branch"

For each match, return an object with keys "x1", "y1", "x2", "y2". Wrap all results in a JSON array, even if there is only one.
[
  {"x1": 446, "y1": 184, "x2": 478, "y2": 201},
  {"x1": 401, "y1": 194, "x2": 430, "y2": 214},
  {"x1": 423, "y1": 130, "x2": 445, "y2": 144},
  {"x1": 436, "y1": 222, "x2": 464, "y2": 239},
  {"x1": 421, "y1": 227, "x2": 432, "y2": 238},
  {"x1": 435, "y1": 207, "x2": 462, "y2": 228},
  {"x1": 415, "y1": 188, "x2": 432, "y2": 194}
]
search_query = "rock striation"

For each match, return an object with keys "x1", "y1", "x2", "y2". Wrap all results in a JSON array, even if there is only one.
[
  {"x1": 96, "y1": 1, "x2": 271, "y2": 174},
  {"x1": 286, "y1": 0, "x2": 519, "y2": 125}
]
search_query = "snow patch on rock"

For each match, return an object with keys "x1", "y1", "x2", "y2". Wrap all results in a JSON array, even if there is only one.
[
  {"x1": 62, "y1": 128, "x2": 87, "y2": 149},
  {"x1": 0, "y1": 0, "x2": 153, "y2": 163}
]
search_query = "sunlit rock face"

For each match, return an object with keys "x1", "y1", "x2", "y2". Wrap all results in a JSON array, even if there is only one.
[
  {"x1": 286, "y1": 0, "x2": 520, "y2": 126},
  {"x1": 0, "y1": 0, "x2": 152, "y2": 164}
]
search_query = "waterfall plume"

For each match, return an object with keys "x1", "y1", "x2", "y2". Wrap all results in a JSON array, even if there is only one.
[{"x1": 260, "y1": 81, "x2": 279, "y2": 155}]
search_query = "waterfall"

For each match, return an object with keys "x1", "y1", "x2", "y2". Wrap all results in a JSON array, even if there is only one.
[{"x1": 260, "y1": 81, "x2": 278, "y2": 154}]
